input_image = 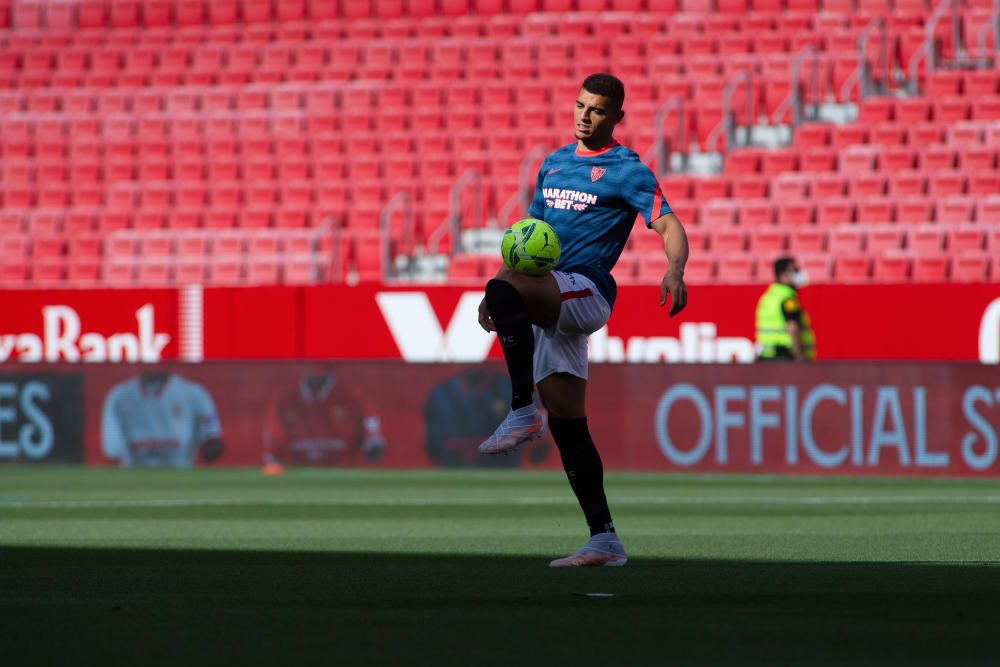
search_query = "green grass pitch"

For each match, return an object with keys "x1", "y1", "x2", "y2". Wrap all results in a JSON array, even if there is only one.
[{"x1": 2, "y1": 467, "x2": 1000, "y2": 666}]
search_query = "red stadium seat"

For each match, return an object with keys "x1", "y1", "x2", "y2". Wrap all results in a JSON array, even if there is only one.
[
  {"x1": 978, "y1": 197, "x2": 1000, "y2": 224},
  {"x1": 848, "y1": 175, "x2": 887, "y2": 199},
  {"x1": 798, "y1": 255, "x2": 832, "y2": 283},
  {"x1": 858, "y1": 97, "x2": 893, "y2": 124},
  {"x1": 760, "y1": 150, "x2": 798, "y2": 175},
  {"x1": 771, "y1": 176, "x2": 808, "y2": 201},
  {"x1": 927, "y1": 172, "x2": 965, "y2": 197},
  {"x1": 731, "y1": 175, "x2": 769, "y2": 200},
  {"x1": 971, "y1": 96, "x2": 1000, "y2": 121},
  {"x1": 878, "y1": 147, "x2": 917, "y2": 172},
  {"x1": 798, "y1": 148, "x2": 837, "y2": 173},
  {"x1": 636, "y1": 253, "x2": 669, "y2": 282},
  {"x1": 947, "y1": 229, "x2": 985, "y2": 253},
  {"x1": 951, "y1": 256, "x2": 989, "y2": 283},
  {"x1": 691, "y1": 177, "x2": 730, "y2": 201},
  {"x1": 872, "y1": 257, "x2": 911, "y2": 283},
  {"x1": 908, "y1": 229, "x2": 944, "y2": 254},
  {"x1": 919, "y1": 146, "x2": 956, "y2": 171},
  {"x1": 789, "y1": 229, "x2": 826, "y2": 254},
  {"x1": 896, "y1": 198, "x2": 935, "y2": 225},
  {"x1": 736, "y1": 201, "x2": 772, "y2": 227},
  {"x1": 833, "y1": 257, "x2": 872, "y2": 283},
  {"x1": 700, "y1": 201, "x2": 739, "y2": 227},
  {"x1": 811, "y1": 175, "x2": 847, "y2": 199},
  {"x1": 894, "y1": 98, "x2": 931, "y2": 124},
  {"x1": 830, "y1": 125, "x2": 868, "y2": 148},
  {"x1": 888, "y1": 172, "x2": 926, "y2": 197},
  {"x1": 963, "y1": 70, "x2": 999, "y2": 97},
  {"x1": 937, "y1": 197, "x2": 976, "y2": 224},
  {"x1": 711, "y1": 230, "x2": 747, "y2": 253},
  {"x1": 816, "y1": 199, "x2": 855, "y2": 225},
  {"x1": 776, "y1": 202, "x2": 814, "y2": 226},
  {"x1": 793, "y1": 123, "x2": 831, "y2": 149},
  {"x1": 911, "y1": 257, "x2": 949, "y2": 282},
  {"x1": 748, "y1": 229, "x2": 787, "y2": 253},
  {"x1": 968, "y1": 173, "x2": 1000, "y2": 197},
  {"x1": 724, "y1": 150, "x2": 763, "y2": 175},
  {"x1": 715, "y1": 256, "x2": 756, "y2": 283},
  {"x1": 867, "y1": 229, "x2": 904, "y2": 254},
  {"x1": 856, "y1": 198, "x2": 895, "y2": 223},
  {"x1": 839, "y1": 147, "x2": 877, "y2": 173},
  {"x1": 828, "y1": 228, "x2": 865, "y2": 254}
]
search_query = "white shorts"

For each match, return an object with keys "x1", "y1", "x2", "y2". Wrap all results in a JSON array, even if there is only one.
[{"x1": 533, "y1": 271, "x2": 611, "y2": 383}]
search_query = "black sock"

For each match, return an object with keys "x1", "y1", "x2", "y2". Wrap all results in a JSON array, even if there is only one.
[
  {"x1": 485, "y1": 279, "x2": 534, "y2": 410},
  {"x1": 548, "y1": 416, "x2": 614, "y2": 536}
]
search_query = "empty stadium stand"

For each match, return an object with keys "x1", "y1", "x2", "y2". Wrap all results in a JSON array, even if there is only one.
[{"x1": 0, "y1": 0, "x2": 997, "y2": 287}]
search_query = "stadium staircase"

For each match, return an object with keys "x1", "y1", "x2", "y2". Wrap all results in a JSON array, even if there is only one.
[{"x1": 0, "y1": 0, "x2": 997, "y2": 288}]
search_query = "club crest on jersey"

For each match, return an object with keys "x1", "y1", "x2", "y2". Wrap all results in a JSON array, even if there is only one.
[{"x1": 591, "y1": 167, "x2": 606, "y2": 182}]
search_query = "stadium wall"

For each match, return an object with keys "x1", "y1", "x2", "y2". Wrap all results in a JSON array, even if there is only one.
[
  {"x1": 2, "y1": 283, "x2": 1000, "y2": 363},
  {"x1": 1, "y1": 361, "x2": 999, "y2": 477}
]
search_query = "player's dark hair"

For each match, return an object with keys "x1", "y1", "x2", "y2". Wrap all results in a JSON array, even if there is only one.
[
  {"x1": 581, "y1": 73, "x2": 625, "y2": 110},
  {"x1": 773, "y1": 256, "x2": 796, "y2": 280}
]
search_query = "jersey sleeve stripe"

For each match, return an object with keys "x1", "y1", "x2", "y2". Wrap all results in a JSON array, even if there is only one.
[{"x1": 651, "y1": 182, "x2": 664, "y2": 221}]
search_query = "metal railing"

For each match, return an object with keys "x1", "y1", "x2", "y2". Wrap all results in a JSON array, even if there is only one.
[
  {"x1": 771, "y1": 45, "x2": 821, "y2": 127},
  {"x1": 378, "y1": 191, "x2": 413, "y2": 281},
  {"x1": 426, "y1": 168, "x2": 482, "y2": 257},
  {"x1": 908, "y1": 0, "x2": 960, "y2": 92},
  {"x1": 858, "y1": 17, "x2": 889, "y2": 99},
  {"x1": 839, "y1": 18, "x2": 888, "y2": 102},
  {"x1": 311, "y1": 216, "x2": 337, "y2": 283},
  {"x1": 705, "y1": 69, "x2": 753, "y2": 153},
  {"x1": 652, "y1": 96, "x2": 685, "y2": 179},
  {"x1": 975, "y1": 0, "x2": 1000, "y2": 66}
]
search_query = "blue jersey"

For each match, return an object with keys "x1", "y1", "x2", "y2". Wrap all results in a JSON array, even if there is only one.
[{"x1": 528, "y1": 141, "x2": 671, "y2": 307}]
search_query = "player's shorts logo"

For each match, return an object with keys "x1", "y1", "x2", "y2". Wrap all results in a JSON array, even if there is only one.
[{"x1": 591, "y1": 167, "x2": 606, "y2": 182}]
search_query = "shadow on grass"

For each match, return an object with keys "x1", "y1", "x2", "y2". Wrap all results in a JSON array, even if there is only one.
[{"x1": 2, "y1": 546, "x2": 999, "y2": 667}]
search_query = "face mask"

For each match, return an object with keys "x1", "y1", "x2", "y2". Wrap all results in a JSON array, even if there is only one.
[{"x1": 791, "y1": 270, "x2": 808, "y2": 288}]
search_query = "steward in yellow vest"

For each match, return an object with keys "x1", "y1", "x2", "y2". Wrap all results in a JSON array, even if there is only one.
[{"x1": 755, "y1": 257, "x2": 815, "y2": 361}]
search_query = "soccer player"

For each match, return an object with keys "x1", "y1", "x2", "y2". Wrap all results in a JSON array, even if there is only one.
[
  {"x1": 101, "y1": 370, "x2": 224, "y2": 468},
  {"x1": 477, "y1": 73, "x2": 689, "y2": 567},
  {"x1": 262, "y1": 371, "x2": 386, "y2": 471}
]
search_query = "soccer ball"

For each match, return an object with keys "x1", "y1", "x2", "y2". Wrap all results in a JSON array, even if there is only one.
[{"x1": 501, "y1": 219, "x2": 561, "y2": 276}]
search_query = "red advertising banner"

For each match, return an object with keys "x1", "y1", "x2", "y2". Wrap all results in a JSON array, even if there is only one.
[
  {"x1": 45, "y1": 361, "x2": 1000, "y2": 477},
  {"x1": 0, "y1": 289, "x2": 180, "y2": 362},
  {"x1": 3, "y1": 284, "x2": 999, "y2": 363}
]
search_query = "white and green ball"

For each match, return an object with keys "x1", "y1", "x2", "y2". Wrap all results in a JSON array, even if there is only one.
[{"x1": 501, "y1": 219, "x2": 561, "y2": 276}]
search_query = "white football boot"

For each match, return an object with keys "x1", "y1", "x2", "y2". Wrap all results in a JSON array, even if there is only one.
[
  {"x1": 478, "y1": 404, "x2": 543, "y2": 456},
  {"x1": 549, "y1": 532, "x2": 628, "y2": 568}
]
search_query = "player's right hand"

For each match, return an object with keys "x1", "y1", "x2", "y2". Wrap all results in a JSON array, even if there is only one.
[
  {"x1": 660, "y1": 269, "x2": 688, "y2": 317},
  {"x1": 478, "y1": 297, "x2": 496, "y2": 333}
]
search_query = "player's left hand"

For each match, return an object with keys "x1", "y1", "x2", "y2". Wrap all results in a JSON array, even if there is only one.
[
  {"x1": 478, "y1": 297, "x2": 496, "y2": 333},
  {"x1": 199, "y1": 438, "x2": 224, "y2": 463},
  {"x1": 361, "y1": 435, "x2": 386, "y2": 463},
  {"x1": 660, "y1": 269, "x2": 688, "y2": 317}
]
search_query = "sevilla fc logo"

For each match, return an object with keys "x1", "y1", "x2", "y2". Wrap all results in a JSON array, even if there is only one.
[{"x1": 591, "y1": 167, "x2": 606, "y2": 182}]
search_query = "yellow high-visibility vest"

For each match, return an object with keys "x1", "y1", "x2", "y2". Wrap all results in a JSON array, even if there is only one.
[{"x1": 755, "y1": 283, "x2": 815, "y2": 359}]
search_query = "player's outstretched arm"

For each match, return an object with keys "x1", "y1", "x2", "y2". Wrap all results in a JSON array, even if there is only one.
[{"x1": 652, "y1": 212, "x2": 689, "y2": 317}]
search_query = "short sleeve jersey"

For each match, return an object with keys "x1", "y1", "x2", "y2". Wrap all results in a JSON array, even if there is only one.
[
  {"x1": 101, "y1": 375, "x2": 222, "y2": 468},
  {"x1": 263, "y1": 376, "x2": 374, "y2": 467},
  {"x1": 528, "y1": 141, "x2": 671, "y2": 307}
]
